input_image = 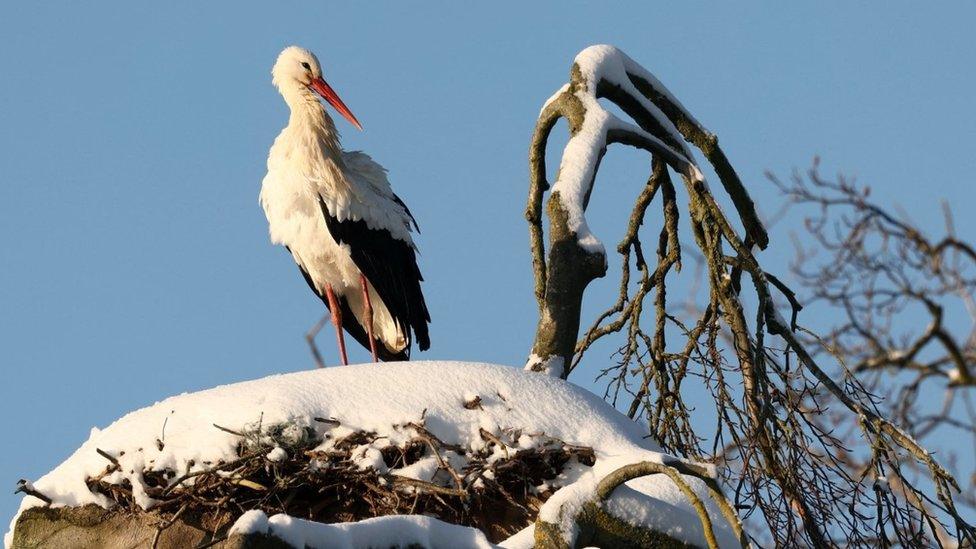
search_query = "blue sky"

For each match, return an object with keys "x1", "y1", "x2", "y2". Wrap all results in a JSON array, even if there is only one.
[{"x1": 2, "y1": 2, "x2": 975, "y2": 524}]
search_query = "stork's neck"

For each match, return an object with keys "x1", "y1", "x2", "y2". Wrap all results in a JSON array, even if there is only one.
[{"x1": 280, "y1": 84, "x2": 342, "y2": 155}]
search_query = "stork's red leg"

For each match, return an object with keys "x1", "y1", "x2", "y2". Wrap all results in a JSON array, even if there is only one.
[
  {"x1": 360, "y1": 273, "x2": 379, "y2": 362},
  {"x1": 324, "y1": 284, "x2": 348, "y2": 365}
]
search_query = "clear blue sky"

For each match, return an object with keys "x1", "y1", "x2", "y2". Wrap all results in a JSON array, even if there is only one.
[{"x1": 2, "y1": 2, "x2": 975, "y2": 524}]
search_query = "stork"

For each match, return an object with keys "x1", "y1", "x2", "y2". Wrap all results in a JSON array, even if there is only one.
[{"x1": 260, "y1": 46, "x2": 430, "y2": 365}]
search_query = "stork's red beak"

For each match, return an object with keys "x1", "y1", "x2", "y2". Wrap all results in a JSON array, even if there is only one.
[{"x1": 309, "y1": 77, "x2": 363, "y2": 131}]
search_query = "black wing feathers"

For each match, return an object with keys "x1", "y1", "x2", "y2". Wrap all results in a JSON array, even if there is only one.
[
  {"x1": 318, "y1": 199, "x2": 431, "y2": 356},
  {"x1": 289, "y1": 251, "x2": 409, "y2": 362},
  {"x1": 391, "y1": 192, "x2": 420, "y2": 233}
]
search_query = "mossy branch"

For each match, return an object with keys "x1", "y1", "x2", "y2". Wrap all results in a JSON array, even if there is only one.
[
  {"x1": 525, "y1": 45, "x2": 974, "y2": 546},
  {"x1": 533, "y1": 460, "x2": 747, "y2": 549}
]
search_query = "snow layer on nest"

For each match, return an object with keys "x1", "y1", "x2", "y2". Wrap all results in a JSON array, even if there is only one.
[
  {"x1": 229, "y1": 510, "x2": 498, "y2": 549},
  {"x1": 6, "y1": 361, "x2": 738, "y2": 548}
]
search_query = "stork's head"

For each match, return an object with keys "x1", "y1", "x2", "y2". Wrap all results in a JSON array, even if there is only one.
[{"x1": 272, "y1": 46, "x2": 363, "y2": 130}]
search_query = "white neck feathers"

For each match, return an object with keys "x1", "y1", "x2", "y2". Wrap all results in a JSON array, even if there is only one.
[{"x1": 277, "y1": 83, "x2": 342, "y2": 161}]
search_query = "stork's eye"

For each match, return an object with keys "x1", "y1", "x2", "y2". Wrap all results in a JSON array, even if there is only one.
[{"x1": 301, "y1": 62, "x2": 311, "y2": 70}]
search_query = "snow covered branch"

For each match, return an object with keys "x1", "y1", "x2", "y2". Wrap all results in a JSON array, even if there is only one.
[
  {"x1": 525, "y1": 45, "x2": 766, "y2": 379},
  {"x1": 533, "y1": 459, "x2": 746, "y2": 549},
  {"x1": 524, "y1": 45, "x2": 975, "y2": 546}
]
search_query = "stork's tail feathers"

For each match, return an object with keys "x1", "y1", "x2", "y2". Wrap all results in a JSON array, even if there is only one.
[
  {"x1": 337, "y1": 296, "x2": 410, "y2": 362},
  {"x1": 413, "y1": 304, "x2": 431, "y2": 353}
]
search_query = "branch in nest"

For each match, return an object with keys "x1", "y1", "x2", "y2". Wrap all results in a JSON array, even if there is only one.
[
  {"x1": 74, "y1": 421, "x2": 599, "y2": 545},
  {"x1": 15, "y1": 479, "x2": 51, "y2": 505}
]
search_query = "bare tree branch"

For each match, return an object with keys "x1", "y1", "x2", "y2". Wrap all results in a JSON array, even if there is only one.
[{"x1": 526, "y1": 46, "x2": 974, "y2": 547}]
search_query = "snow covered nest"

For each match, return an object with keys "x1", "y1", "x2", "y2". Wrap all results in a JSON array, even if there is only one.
[{"x1": 6, "y1": 362, "x2": 740, "y2": 548}]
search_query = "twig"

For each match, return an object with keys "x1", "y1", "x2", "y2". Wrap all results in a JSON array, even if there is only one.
[
  {"x1": 478, "y1": 428, "x2": 510, "y2": 459},
  {"x1": 162, "y1": 451, "x2": 264, "y2": 496},
  {"x1": 305, "y1": 315, "x2": 329, "y2": 369},
  {"x1": 151, "y1": 503, "x2": 188, "y2": 549},
  {"x1": 15, "y1": 480, "x2": 51, "y2": 505},
  {"x1": 212, "y1": 424, "x2": 245, "y2": 437},
  {"x1": 388, "y1": 475, "x2": 468, "y2": 498},
  {"x1": 95, "y1": 448, "x2": 120, "y2": 467}
]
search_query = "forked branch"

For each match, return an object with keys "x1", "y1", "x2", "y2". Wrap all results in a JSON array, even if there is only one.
[{"x1": 525, "y1": 45, "x2": 974, "y2": 546}]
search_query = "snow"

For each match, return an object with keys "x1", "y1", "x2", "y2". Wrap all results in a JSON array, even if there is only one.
[
  {"x1": 604, "y1": 474, "x2": 728, "y2": 545},
  {"x1": 544, "y1": 44, "x2": 703, "y2": 256},
  {"x1": 612, "y1": 47, "x2": 706, "y2": 131},
  {"x1": 229, "y1": 509, "x2": 270, "y2": 537},
  {"x1": 573, "y1": 45, "x2": 695, "y2": 161},
  {"x1": 888, "y1": 350, "x2": 908, "y2": 362},
  {"x1": 266, "y1": 446, "x2": 288, "y2": 462},
  {"x1": 947, "y1": 367, "x2": 963, "y2": 384},
  {"x1": 524, "y1": 353, "x2": 565, "y2": 377},
  {"x1": 873, "y1": 476, "x2": 891, "y2": 495},
  {"x1": 534, "y1": 452, "x2": 738, "y2": 549},
  {"x1": 6, "y1": 361, "x2": 738, "y2": 548},
  {"x1": 229, "y1": 510, "x2": 497, "y2": 549},
  {"x1": 540, "y1": 83, "x2": 570, "y2": 115},
  {"x1": 497, "y1": 525, "x2": 535, "y2": 548}
]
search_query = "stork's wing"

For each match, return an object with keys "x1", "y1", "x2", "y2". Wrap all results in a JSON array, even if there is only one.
[
  {"x1": 289, "y1": 252, "x2": 409, "y2": 362},
  {"x1": 340, "y1": 151, "x2": 419, "y2": 235},
  {"x1": 319, "y1": 199, "x2": 431, "y2": 355}
]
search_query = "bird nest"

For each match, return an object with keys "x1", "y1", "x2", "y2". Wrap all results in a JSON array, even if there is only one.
[{"x1": 81, "y1": 414, "x2": 596, "y2": 544}]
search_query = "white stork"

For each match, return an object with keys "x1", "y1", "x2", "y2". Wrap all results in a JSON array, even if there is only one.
[{"x1": 260, "y1": 46, "x2": 430, "y2": 365}]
